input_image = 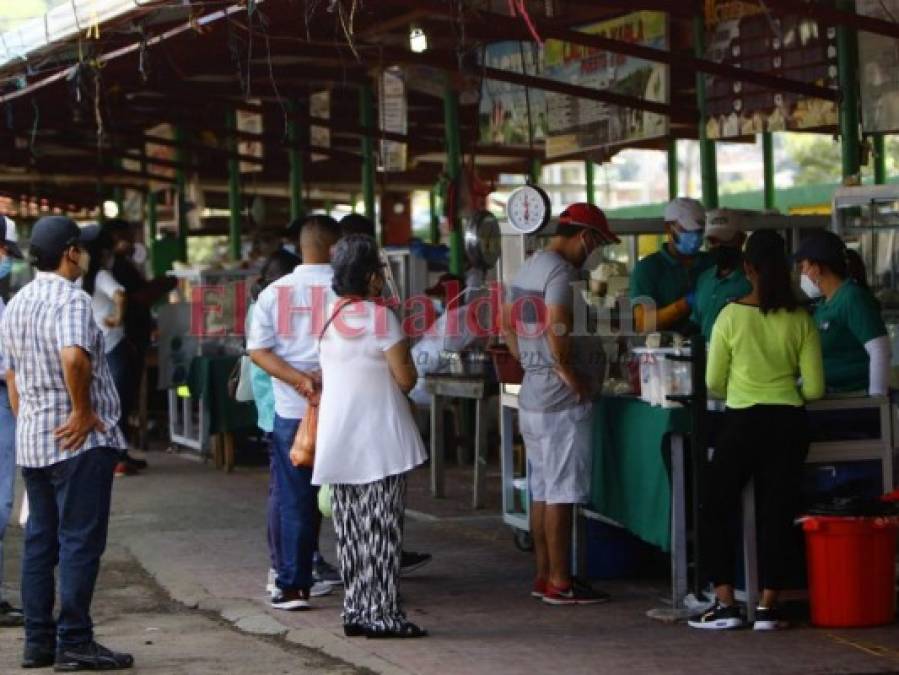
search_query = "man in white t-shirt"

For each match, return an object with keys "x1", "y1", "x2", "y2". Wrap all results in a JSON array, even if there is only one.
[{"x1": 248, "y1": 215, "x2": 341, "y2": 611}]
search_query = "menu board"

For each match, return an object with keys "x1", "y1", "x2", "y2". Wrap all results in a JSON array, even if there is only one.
[
  {"x1": 379, "y1": 67, "x2": 408, "y2": 172},
  {"x1": 236, "y1": 102, "x2": 263, "y2": 174},
  {"x1": 704, "y1": 1, "x2": 838, "y2": 139},
  {"x1": 542, "y1": 11, "x2": 669, "y2": 159},
  {"x1": 858, "y1": 0, "x2": 899, "y2": 133},
  {"x1": 478, "y1": 41, "x2": 546, "y2": 146}
]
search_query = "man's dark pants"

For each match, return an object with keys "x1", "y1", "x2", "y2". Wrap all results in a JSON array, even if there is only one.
[
  {"x1": 21, "y1": 447, "x2": 117, "y2": 651},
  {"x1": 271, "y1": 415, "x2": 317, "y2": 592}
]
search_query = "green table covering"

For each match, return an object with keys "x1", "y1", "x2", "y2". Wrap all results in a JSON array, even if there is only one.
[
  {"x1": 590, "y1": 396, "x2": 691, "y2": 552},
  {"x1": 186, "y1": 355, "x2": 258, "y2": 434}
]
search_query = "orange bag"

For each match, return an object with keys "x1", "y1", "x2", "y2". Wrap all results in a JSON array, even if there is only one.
[{"x1": 290, "y1": 404, "x2": 319, "y2": 468}]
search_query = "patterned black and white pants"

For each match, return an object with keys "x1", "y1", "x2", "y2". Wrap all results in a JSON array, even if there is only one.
[{"x1": 331, "y1": 473, "x2": 407, "y2": 630}]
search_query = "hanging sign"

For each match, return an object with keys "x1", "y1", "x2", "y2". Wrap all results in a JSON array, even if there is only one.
[
  {"x1": 310, "y1": 91, "x2": 330, "y2": 162},
  {"x1": 703, "y1": 1, "x2": 838, "y2": 139},
  {"x1": 145, "y1": 122, "x2": 177, "y2": 191},
  {"x1": 858, "y1": 0, "x2": 899, "y2": 133},
  {"x1": 478, "y1": 42, "x2": 546, "y2": 146},
  {"x1": 379, "y1": 67, "x2": 408, "y2": 172},
  {"x1": 542, "y1": 11, "x2": 669, "y2": 160},
  {"x1": 236, "y1": 102, "x2": 264, "y2": 174}
]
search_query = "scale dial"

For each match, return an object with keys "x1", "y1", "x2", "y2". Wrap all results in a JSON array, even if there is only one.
[{"x1": 506, "y1": 185, "x2": 551, "y2": 234}]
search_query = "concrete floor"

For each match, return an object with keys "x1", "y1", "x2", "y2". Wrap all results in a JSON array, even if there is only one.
[{"x1": 1, "y1": 450, "x2": 898, "y2": 675}]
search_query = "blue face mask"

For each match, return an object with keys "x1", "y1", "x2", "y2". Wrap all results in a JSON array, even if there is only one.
[
  {"x1": 673, "y1": 230, "x2": 702, "y2": 256},
  {"x1": 0, "y1": 256, "x2": 12, "y2": 280}
]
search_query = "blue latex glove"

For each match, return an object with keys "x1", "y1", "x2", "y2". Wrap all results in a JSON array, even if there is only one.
[{"x1": 685, "y1": 290, "x2": 696, "y2": 309}]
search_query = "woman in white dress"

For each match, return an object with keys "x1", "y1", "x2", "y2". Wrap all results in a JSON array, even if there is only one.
[{"x1": 313, "y1": 234, "x2": 428, "y2": 639}]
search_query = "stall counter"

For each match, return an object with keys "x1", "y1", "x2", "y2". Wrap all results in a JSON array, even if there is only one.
[{"x1": 589, "y1": 395, "x2": 690, "y2": 552}]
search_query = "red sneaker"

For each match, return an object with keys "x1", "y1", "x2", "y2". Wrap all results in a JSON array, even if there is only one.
[
  {"x1": 114, "y1": 462, "x2": 136, "y2": 477},
  {"x1": 531, "y1": 578, "x2": 547, "y2": 599},
  {"x1": 542, "y1": 579, "x2": 610, "y2": 606}
]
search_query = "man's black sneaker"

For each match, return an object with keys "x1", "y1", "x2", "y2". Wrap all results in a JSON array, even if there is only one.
[
  {"x1": 122, "y1": 454, "x2": 148, "y2": 471},
  {"x1": 0, "y1": 600, "x2": 24, "y2": 627},
  {"x1": 270, "y1": 589, "x2": 311, "y2": 611},
  {"x1": 542, "y1": 578, "x2": 610, "y2": 606},
  {"x1": 54, "y1": 641, "x2": 134, "y2": 671},
  {"x1": 400, "y1": 551, "x2": 432, "y2": 575},
  {"x1": 311, "y1": 556, "x2": 342, "y2": 586},
  {"x1": 687, "y1": 601, "x2": 744, "y2": 630},
  {"x1": 22, "y1": 644, "x2": 55, "y2": 669},
  {"x1": 753, "y1": 606, "x2": 785, "y2": 631}
]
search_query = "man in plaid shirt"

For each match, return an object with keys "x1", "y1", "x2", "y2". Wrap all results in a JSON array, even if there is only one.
[{"x1": 0, "y1": 216, "x2": 133, "y2": 671}]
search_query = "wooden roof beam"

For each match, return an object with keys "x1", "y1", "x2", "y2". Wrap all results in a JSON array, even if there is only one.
[{"x1": 388, "y1": 0, "x2": 839, "y2": 102}]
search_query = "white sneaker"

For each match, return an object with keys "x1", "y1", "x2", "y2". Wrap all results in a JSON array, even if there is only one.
[
  {"x1": 310, "y1": 581, "x2": 333, "y2": 598},
  {"x1": 265, "y1": 568, "x2": 277, "y2": 596}
]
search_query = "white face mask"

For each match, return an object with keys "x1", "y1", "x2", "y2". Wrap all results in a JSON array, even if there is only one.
[{"x1": 800, "y1": 273, "x2": 822, "y2": 299}]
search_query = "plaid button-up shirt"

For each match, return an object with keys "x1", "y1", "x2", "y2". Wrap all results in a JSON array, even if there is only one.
[{"x1": 0, "y1": 272, "x2": 125, "y2": 468}]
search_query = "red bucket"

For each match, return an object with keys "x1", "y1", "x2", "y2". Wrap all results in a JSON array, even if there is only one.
[
  {"x1": 488, "y1": 345, "x2": 523, "y2": 384},
  {"x1": 802, "y1": 516, "x2": 899, "y2": 627}
]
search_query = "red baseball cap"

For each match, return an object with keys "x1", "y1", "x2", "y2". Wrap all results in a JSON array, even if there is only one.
[{"x1": 543, "y1": 202, "x2": 620, "y2": 244}]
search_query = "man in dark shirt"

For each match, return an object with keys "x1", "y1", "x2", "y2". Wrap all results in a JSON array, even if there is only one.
[{"x1": 104, "y1": 220, "x2": 176, "y2": 469}]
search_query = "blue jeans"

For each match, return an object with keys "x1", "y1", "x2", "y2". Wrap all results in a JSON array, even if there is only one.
[
  {"x1": 271, "y1": 415, "x2": 317, "y2": 592},
  {"x1": 0, "y1": 384, "x2": 15, "y2": 596},
  {"x1": 105, "y1": 339, "x2": 133, "y2": 438},
  {"x1": 21, "y1": 447, "x2": 117, "y2": 650},
  {"x1": 267, "y1": 438, "x2": 282, "y2": 572}
]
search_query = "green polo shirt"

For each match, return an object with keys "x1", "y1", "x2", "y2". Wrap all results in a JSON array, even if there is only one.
[
  {"x1": 630, "y1": 247, "x2": 714, "y2": 334},
  {"x1": 691, "y1": 265, "x2": 752, "y2": 343},
  {"x1": 813, "y1": 281, "x2": 887, "y2": 393}
]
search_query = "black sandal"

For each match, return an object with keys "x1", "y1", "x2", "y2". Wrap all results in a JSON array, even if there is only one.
[{"x1": 365, "y1": 622, "x2": 428, "y2": 639}]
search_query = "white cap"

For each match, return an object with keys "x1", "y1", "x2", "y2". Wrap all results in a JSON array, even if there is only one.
[
  {"x1": 705, "y1": 209, "x2": 743, "y2": 242},
  {"x1": 663, "y1": 197, "x2": 705, "y2": 232}
]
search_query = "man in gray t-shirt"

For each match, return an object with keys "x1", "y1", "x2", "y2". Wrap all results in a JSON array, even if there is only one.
[{"x1": 502, "y1": 202, "x2": 618, "y2": 606}]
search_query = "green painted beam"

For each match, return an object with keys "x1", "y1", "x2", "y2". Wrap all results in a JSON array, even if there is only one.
[
  {"x1": 174, "y1": 125, "x2": 188, "y2": 262},
  {"x1": 694, "y1": 15, "x2": 719, "y2": 209},
  {"x1": 667, "y1": 139, "x2": 678, "y2": 200},
  {"x1": 762, "y1": 132, "x2": 776, "y2": 210},
  {"x1": 444, "y1": 77, "x2": 464, "y2": 275},
  {"x1": 837, "y1": 0, "x2": 861, "y2": 180},
  {"x1": 226, "y1": 109, "x2": 242, "y2": 262},
  {"x1": 287, "y1": 100, "x2": 305, "y2": 221},
  {"x1": 147, "y1": 189, "x2": 158, "y2": 272},
  {"x1": 360, "y1": 84, "x2": 377, "y2": 229},
  {"x1": 429, "y1": 188, "x2": 440, "y2": 245},
  {"x1": 585, "y1": 160, "x2": 596, "y2": 205},
  {"x1": 874, "y1": 134, "x2": 887, "y2": 185}
]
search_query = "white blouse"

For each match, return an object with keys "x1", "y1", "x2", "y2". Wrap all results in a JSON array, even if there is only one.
[{"x1": 312, "y1": 300, "x2": 427, "y2": 486}]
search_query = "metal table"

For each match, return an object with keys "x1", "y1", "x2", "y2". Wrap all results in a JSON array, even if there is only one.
[{"x1": 425, "y1": 373, "x2": 492, "y2": 509}]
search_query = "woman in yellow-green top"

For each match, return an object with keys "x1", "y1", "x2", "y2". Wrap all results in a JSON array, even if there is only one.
[{"x1": 688, "y1": 230, "x2": 824, "y2": 633}]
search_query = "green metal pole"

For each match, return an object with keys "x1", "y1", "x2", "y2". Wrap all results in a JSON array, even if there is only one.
[
  {"x1": 874, "y1": 134, "x2": 887, "y2": 184},
  {"x1": 443, "y1": 77, "x2": 464, "y2": 276},
  {"x1": 360, "y1": 83, "x2": 377, "y2": 227},
  {"x1": 667, "y1": 138, "x2": 678, "y2": 200},
  {"x1": 837, "y1": 0, "x2": 861, "y2": 181},
  {"x1": 529, "y1": 159, "x2": 542, "y2": 185},
  {"x1": 147, "y1": 189, "x2": 158, "y2": 273},
  {"x1": 762, "y1": 132, "x2": 776, "y2": 209},
  {"x1": 226, "y1": 110, "x2": 242, "y2": 262},
  {"x1": 174, "y1": 125, "x2": 188, "y2": 262},
  {"x1": 694, "y1": 15, "x2": 719, "y2": 209},
  {"x1": 287, "y1": 101, "x2": 305, "y2": 221},
  {"x1": 429, "y1": 188, "x2": 440, "y2": 245},
  {"x1": 585, "y1": 160, "x2": 596, "y2": 205}
]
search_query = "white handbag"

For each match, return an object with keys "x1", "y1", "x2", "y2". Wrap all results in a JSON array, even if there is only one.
[{"x1": 235, "y1": 355, "x2": 255, "y2": 402}]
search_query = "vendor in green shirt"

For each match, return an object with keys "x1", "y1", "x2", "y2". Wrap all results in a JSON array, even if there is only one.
[
  {"x1": 630, "y1": 197, "x2": 714, "y2": 334},
  {"x1": 690, "y1": 209, "x2": 751, "y2": 343},
  {"x1": 795, "y1": 231, "x2": 891, "y2": 396}
]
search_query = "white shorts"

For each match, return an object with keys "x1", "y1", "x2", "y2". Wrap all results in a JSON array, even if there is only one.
[{"x1": 519, "y1": 402, "x2": 593, "y2": 505}]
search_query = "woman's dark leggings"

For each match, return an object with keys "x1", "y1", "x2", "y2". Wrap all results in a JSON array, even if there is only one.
[{"x1": 702, "y1": 405, "x2": 810, "y2": 591}]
